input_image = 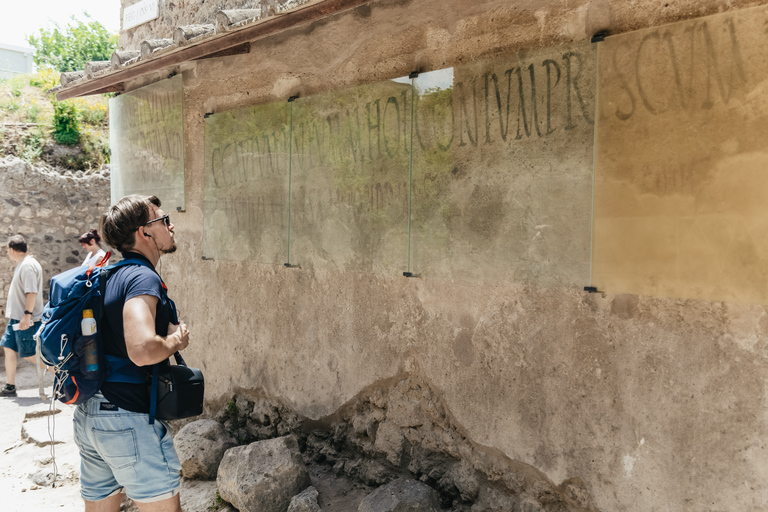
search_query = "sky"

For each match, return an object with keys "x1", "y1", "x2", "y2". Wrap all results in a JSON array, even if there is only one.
[{"x1": 0, "y1": 0, "x2": 121, "y2": 49}]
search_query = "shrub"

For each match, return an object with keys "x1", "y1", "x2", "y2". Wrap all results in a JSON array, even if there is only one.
[
  {"x1": 75, "y1": 98, "x2": 108, "y2": 126},
  {"x1": 52, "y1": 101, "x2": 81, "y2": 145},
  {"x1": 80, "y1": 127, "x2": 110, "y2": 168},
  {"x1": 29, "y1": 69, "x2": 59, "y2": 90},
  {"x1": 20, "y1": 128, "x2": 45, "y2": 162}
]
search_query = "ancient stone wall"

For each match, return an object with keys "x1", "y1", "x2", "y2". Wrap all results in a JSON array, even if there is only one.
[
  {"x1": 119, "y1": 0, "x2": 313, "y2": 51},
  {"x1": 114, "y1": 0, "x2": 768, "y2": 511},
  {"x1": 0, "y1": 157, "x2": 111, "y2": 328}
]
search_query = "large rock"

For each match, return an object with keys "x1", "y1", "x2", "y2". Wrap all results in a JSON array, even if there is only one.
[
  {"x1": 175, "y1": 419, "x2": 237, "y2": 479},
  {"x1": 217, "y1": 435, "x2": 311, "y2": 512},
  {"x1": 358, "y1": 479, "x2": 440, "y2": 512},
  {"x1": 288, "y1": 486, "x2": 322, "y2": 512}
]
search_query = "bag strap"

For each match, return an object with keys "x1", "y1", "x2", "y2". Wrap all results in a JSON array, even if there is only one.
[{"x1": 150, "y1": 364, "x2": 159, "y2": 424}]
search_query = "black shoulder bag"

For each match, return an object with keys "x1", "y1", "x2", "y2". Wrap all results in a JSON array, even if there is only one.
[{"x1": 148, "y1": 279, "x2": 205, "y2": 424}]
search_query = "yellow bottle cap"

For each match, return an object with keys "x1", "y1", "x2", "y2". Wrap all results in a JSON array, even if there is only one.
[{"x1": 83, "y1": 309, "x2": 94, "y2": 318}]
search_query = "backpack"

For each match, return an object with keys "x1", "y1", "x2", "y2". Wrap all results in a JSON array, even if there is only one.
[{"x1": 34, "y1": 255, "x2": 151, "y2": 405}]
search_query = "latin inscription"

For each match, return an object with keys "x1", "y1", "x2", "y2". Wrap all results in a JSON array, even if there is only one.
[{"x1": 110, "y1": 76, "x2": 184, "y2": 209}]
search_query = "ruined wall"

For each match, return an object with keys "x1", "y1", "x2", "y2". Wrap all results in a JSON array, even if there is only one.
[
  {"x1": 0, "y1": 157, "x2": 111, "y2": 328},
  {"x1": 119, "y1": 0, "x2": 313, "y2": 51},
  {"x1": 119, "y1": 0, "x2": 768, "y2": 511}
]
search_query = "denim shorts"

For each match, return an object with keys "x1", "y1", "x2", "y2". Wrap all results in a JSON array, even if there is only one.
[
  {"x1": 73, "y1": 393, "x2": 181, "y2": 503},
  {"x1": 0, "y1": 320, "x2": 41, "y2": 358}
]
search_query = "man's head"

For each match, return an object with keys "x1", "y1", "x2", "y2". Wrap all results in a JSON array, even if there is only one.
[
  {"x1": 7, "y1": 235, "x2": 27, "y2": 263},
  {"x1": 101, "y1": 195, "x2": 176, "y2": 255}
]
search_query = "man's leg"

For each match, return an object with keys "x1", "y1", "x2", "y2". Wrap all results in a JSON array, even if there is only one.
[
  {"x1": 136, "y1": 494, "x2": 183, "y2": 512},
  {"x1": 84, "y1": 493, "x2": 123, "y2": 512},
  {"x1": 0, "y1": 322, "x2": 19, "y2": 393},
  {"x1": 4, "y1": 347, "x2": 17, "y2": 385}
]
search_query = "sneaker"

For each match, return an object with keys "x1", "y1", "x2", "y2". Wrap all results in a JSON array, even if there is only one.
[{"x1": 0, "y1": 384, "x2": 16, "y2": 397}]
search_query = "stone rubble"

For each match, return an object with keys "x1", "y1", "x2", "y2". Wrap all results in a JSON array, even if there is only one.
[
  {"x1": 188, "y1": 374, "x2": 599, "y2": 512},
  {"x1": 358, "y1": 478, "x2": 441, "y2": 512},
  {"x1": 176, "y1": 419, "x2": 238, "y2": 480},
  {"x1": 217, "y1": 435, "x2": 311, "y2": 512},
  {"x1": 287, "y1": 485, "x2": 322, "y2": 512}
]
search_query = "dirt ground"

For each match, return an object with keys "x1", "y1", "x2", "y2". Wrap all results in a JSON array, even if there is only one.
[{"x1": 0, "y1": 357, "x2": 82, "y2": 512}]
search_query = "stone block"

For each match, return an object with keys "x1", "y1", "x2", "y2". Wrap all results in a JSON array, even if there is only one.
[
  {"x1": 175, "y1": 419, "x2": 237, "y2": 480},
  {"x1": 288, "y1": 486, "x2": 322, "y2": 512},
  {"x1": 217, "y1": 435, "x2": 311, "y2": 512}
]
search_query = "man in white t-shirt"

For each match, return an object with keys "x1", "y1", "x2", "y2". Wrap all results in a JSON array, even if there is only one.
[{"x1": 0, "y1": 235, "x2": 44, "y2": 397}]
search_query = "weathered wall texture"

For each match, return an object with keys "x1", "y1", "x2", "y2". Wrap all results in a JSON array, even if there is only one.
[
  {"x1": 119, "y1": 0, "x2": 768, "y2": 511},
  {"x1": 0, "y1": 157, "x2": 111, "y2": 328},
  {"x1": 119, "y1": 0, "x2": 313, "y2": 51}
]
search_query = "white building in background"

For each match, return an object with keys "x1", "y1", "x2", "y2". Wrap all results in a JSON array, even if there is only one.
[{"x1": 0, "y1": 42, "x2": 33, "y2": 79}]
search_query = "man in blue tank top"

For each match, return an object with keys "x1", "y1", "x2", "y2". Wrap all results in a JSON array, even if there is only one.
[{"x1": 72, "y1": 194, "x2": 190, "y2": 512}]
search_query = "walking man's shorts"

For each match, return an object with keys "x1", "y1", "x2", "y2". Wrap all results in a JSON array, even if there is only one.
[{"x1": 0, "y1": 320, "x2": 42, "y2": 358}]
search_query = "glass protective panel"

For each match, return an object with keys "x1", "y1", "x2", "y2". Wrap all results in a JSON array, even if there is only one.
[
  {"x1": 289, "y1": 77, "x2": 411, "y2": 272},
  {"x1": 202, "y1": 102, "x2": 290, "y2": 263},
  {"x1": 109, "y1": 74, "x2": 185, "y2": 210},
  {"x1": 410, "y1": 42, "x2": 596, "y2": 285},
  {"x1": 592, "y1": 6, "x2": 768, "y2": 303}
]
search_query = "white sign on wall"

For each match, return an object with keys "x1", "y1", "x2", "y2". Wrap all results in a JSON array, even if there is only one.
[{"x1": 123, "y1": 0, "x2": 160, "y2": 30}]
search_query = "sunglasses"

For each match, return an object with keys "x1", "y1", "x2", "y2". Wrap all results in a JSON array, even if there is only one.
[{"x1": 146, "y1": 214, "x2": 171, "y2": 227}]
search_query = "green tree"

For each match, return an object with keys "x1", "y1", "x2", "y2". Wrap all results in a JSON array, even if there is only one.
[{"x1": 26, "y1": 12, "x2": 118, "y2": 73}]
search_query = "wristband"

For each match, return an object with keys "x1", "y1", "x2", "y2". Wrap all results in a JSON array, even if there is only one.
[{"x1": 24, "y1": 310, "x2": 33, "y2": 316}]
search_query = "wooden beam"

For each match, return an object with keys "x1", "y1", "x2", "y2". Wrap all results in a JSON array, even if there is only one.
[
  {"x1": 193, "y1": 42, "x2": 250, "y2": 61},
  {"x1": 56, "y1": 0, "x2": 374, "y2": 100}
]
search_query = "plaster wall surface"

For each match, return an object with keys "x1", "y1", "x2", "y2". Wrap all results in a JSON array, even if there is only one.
[{"x1": 129, "y1": 0, "x2": 768, "y2": 511}]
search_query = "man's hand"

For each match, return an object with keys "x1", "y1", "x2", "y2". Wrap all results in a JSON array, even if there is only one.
[
  {"x1": 18, "y1": 315, "x2": 31, "y2": 331},
  {"x1": 167, "y1": 321, "x2": 189, "y2": 352}
]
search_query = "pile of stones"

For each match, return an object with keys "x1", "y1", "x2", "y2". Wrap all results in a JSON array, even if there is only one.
[{"x1": 166, "y1": 374, "x2": 599, "y2": 512}]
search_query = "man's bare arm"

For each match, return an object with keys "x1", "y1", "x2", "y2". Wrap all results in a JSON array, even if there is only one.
[
  {"x1": 123, "y1": 295, "x2": 189, "y2": 367},
  {"x1": 18, "y1": 292, "x2": 37, "y2": 330}
]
